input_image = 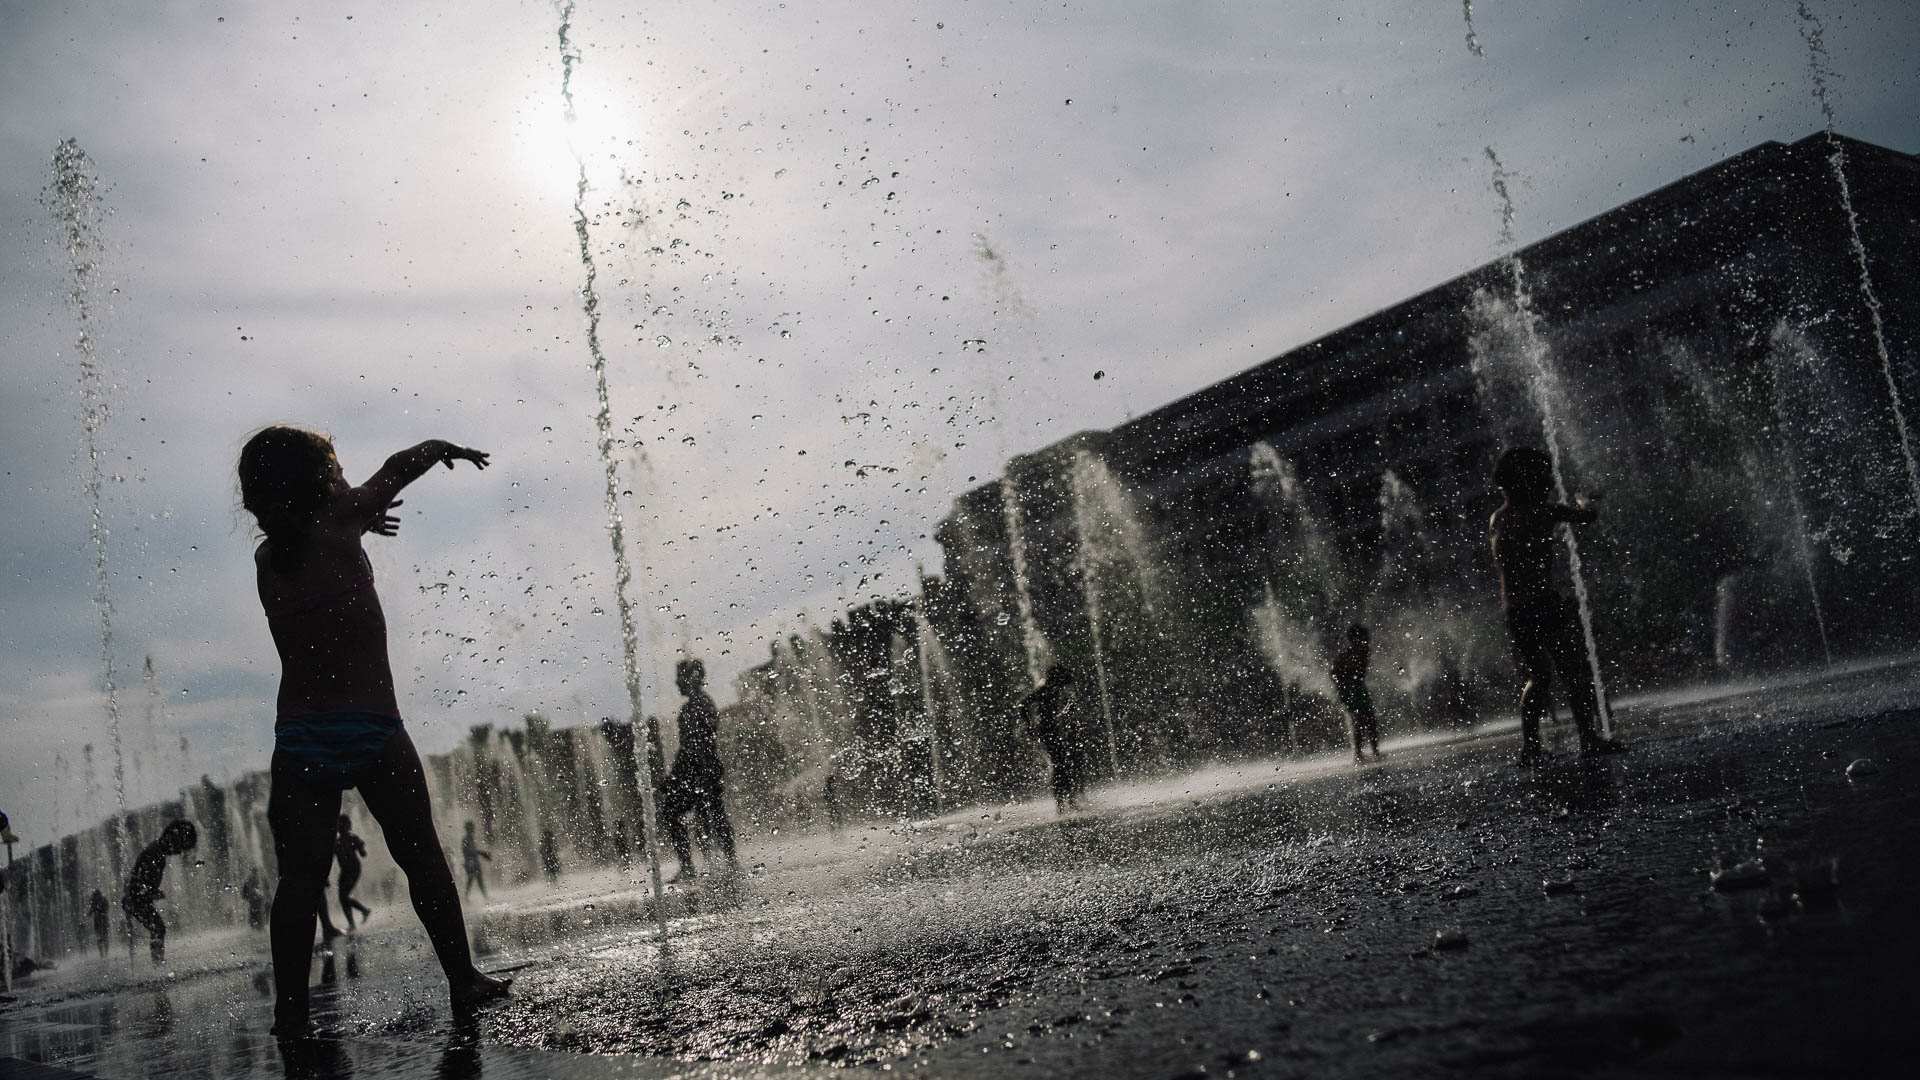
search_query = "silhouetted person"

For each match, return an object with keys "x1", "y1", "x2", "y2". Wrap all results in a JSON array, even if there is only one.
[
  {"x1": 461, "y1": 822, "x2": 491, "y2": 899},
  {"x1": 122, "y1": 819, "x2": 196, "y2": 965},
  {"x1": 1331, "y1": 624, "x2": 1381, "y2": 764},
  {"x1": 1489, "y1": 447, "x2": 1622, "y2": 764},
  {"x1": 89, "y1": 889, "x2": 112, "y2": 956},
  {"x1": 661, "y1": 658, "x2": 738, "y2": 882},
  {"x1": 240, "y1": 868, "x2": 267, "y2": 930},
  {"x1": 538, "y1": 829, "x2": 561, "y2": 885},
  {"x1": 335, "y1": 814, "x2": 373, "y2": 929},
  {"x1": 1021, "y1": 664, "x2": 1087, "y2": 813},
  {"x1": 239, "y1": 426, "x2": 507, "y2": 1034}
]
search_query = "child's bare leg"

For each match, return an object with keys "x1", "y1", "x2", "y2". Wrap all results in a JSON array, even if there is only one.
[
  {"x1": 267, "y1": 763, "x2": 343, "y2": 1030},
  {"x1": 358, "y1": 731, "x2": 508, "y2": 1007}
]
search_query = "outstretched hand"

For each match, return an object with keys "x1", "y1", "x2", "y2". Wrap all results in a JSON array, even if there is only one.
[
  {"x1": 365, "y1": 500, "x2": 405, "y2": 537},
  {"x1": 442, "y1": 443, "x2": 490, "y2": 470}
]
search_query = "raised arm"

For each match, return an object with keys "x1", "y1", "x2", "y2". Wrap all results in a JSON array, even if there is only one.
[{"x1": 335, "y1": 439, "x2": 489, "y2": 524}]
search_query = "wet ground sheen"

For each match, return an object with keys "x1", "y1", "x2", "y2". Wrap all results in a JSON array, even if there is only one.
[{"x1": 4, "y1": 662, "x2": 1918, "y2": 1078}]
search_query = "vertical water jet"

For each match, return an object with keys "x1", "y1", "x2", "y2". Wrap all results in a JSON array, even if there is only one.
[
  {"x1": 913, "y1": 572, "x2": 944, "y2": 815},
  {"x1": 46, "y1": 139, "x2": 128, "y2": 843},
  {"x1": 555, "y1": 0, "x2": 667, "y2": 927},
  {"x1": 1494, "y1": 258, "x2": 1614, "y2": 736},
  {"x1": 1796, "y1": 1, "x2": 1920, "y2": 517},
  {"x1": 1069, "y1": 451, "x2": 1120, "y2": 776}
]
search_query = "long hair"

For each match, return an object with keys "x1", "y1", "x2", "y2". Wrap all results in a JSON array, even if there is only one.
[{"x1": 238, "y1": 426, "x2": 336, "y2": 574}]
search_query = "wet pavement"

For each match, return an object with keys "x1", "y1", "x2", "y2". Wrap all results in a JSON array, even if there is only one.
[{"x1": 5, "y1": 659, "x2": 1919, "y2": 1078}]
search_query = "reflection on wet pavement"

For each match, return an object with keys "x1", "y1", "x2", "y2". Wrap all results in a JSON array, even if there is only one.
[{"x1": 4, "y1": 661, "x2": 1918, "y2": 1077}]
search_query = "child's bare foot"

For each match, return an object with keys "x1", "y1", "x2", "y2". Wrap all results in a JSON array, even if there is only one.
[{"x1": 450, "y1": 970, "x2": 512, "y2": 1012}]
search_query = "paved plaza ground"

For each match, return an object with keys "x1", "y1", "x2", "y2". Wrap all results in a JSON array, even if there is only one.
[{"x1": 4, "y1": 659, "x2": 1918, "y2": 1078}]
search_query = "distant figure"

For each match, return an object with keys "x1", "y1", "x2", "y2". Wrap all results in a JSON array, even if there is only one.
[
  {"x1": 334, "y1": 814, "x2": 373, "y2": 929},
  {"x1": 538, "y1": 829, "x2": 562, "y2": 885},
  {"x1": 1331, "y1": 624, "x2": 1381, "y2": 764},
  {"x1": 88, "y1": 889, "x2": 112, "y2": 956},
  {"x1": 461, "y1": 822, "x2": 492, "y2": 899},
  {"x1": 1021, "y1": 664, "x2": 1087, "y2": 813},
  {"x1": 661, "y1": 658, "x2": 738, "y2": 882},
  {"x1": 240, "y1": 868, "x2": 267, "y2": 930},
  {"x1": 1489, "y1": 447, "x2": 1623, "y2": 763},
  {"x1": 121, "y1": 819, "x2": 196, "y2": 965},
  {"x1": 239, "y1": 426, "x2": 507, "y2": 1034}
]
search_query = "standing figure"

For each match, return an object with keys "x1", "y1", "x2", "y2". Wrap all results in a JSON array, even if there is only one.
[
  {"x1": 334, "y1": 814, "x2": 373, "y2": 929},
  {"x1": 88, "y1": 889, "x2": 112, "y2": 957},
  {"x1": 1020, "y1": 664, "x2": 1086, "y2": 814},
  {"x1": 240, "y1": 868, "x2": 267, "y2": 930},
  {"x1": 1331, "y1": 624, "x2": 1381, "y2": 764},
  {"x1": 121, "y1": 819, "x2": 196, "y2": 965},
  {"x1": 538, "y1": 829, "x2": 562, "y2": 886},
  {"x1": 239, "y1": 426, "x2": 508, "y2": 1035},
  {"x1": 1489, "y1": 447, "x2": 1623, "y2": 764},
  {"x1": 460, "y1": 822, "x2": 492, "y2": 899},
  {"x1": 660, "y1": 658, "x2": 738, "y2": 882}
]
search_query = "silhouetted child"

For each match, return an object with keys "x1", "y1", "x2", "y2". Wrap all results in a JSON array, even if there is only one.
[
  {"x1": 1020, "y1": 664, "x2": 1088, "y2": 813},
  {"x1": 1330, "y1": 624, "x2": 1380, "y2": 764},
  {"x1": 89, "y1": 889, "x2": 112, "y2": 956},
  {"x1": 1489, "y1": 447, "x2": 1623, "y2": 764},
  {"x1": 334, "y1": 814, "x2": 373, "y2": 929},
  {"x1": 121, "y1": 819, "x2": 196, "y2": 964},
  {"x1": 538, "y1": 829, "x2": 562, "y2": 885},
  {"x1": 461, "y1": 821, "x2": 491, "y2": 899},
  {"x1": 239, "y1": 426, "x2": 507, "y2": 1034},
  {"x1": 661, "y1": 658, "x2": 739, "y2": 883}
]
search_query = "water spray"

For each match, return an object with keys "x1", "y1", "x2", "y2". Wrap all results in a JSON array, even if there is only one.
[
  {"x1": 1797, "y1": 1, "x2": 1920, "y2": 519},
  {"x1": 913, "y1": 569, "x2": 945, "y2": 815},
  {"x1": 1070, "y1": 451, "x2": 1122, "y2": 777},
  {"x1": 1499, "y1": 258, "x2": 1615, "y2": 737},
  {"x1": 1461, "y1": 0, "x2": 1486, "y2": 59},
  {"x1": 46, "y1": 139, "x2": 130, "y2": 853},
  {"x1": 555, "y1": 0, "x2": 668, "y2": 931}
]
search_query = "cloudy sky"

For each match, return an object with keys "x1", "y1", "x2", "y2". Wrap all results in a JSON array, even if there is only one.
[{"x1": 2, "y1": 0, "x2": 1915, "y2": 848}]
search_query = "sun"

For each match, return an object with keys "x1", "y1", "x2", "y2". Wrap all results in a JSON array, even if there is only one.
[{"x1": 511, "y1": 80, "x2": 642, "y2": 205}]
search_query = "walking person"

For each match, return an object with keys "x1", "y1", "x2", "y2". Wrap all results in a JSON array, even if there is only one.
[
  {"x1": 121, "y1": 819, "x2": 196, "y2": 965},
  {"x1": 1020, "y1": 663, "x2": 1087, "y2": 814},
  {"x1": 239, "y1": 426, "x2": 508, "y2": 1034},
  {"x1": 1489, "y1": 447, "x2": 1624, "y2": 764},
  {"x1": 660, "y1": 659, "x2": 738, "y2": 882},
  {"x1": 1331, "y1": 624, "x2": 1381, "y2": 764},
  {"x1": 461, "y1": 822, "x2": 492, "y2": 900},
  {"x1": 334, "y1": 814, "x2": 373, "y2": 930}
]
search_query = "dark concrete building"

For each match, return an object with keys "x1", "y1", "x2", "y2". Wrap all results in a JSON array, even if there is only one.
[{"x1": 934, "y1": 132, "x2": 1920, "y2": 776}]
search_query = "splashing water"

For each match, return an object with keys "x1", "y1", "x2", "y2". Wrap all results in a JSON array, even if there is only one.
[
  {"x1": 1484, "y1": 147, "x2": 1515, "y2": 247},
  {"x1": 1068, "y1": 453, "x2": 1120, "y2": 776},
  {"x1": 1767, "y1": 322, "x2": 1836, "y2": 667},
  {"x1": 1461, "y1": 0, "x2": 1486, "y2": 58},
  {"x1": 1000, "y1": 476, "x2": 1049, "y2": 686},
  {"x1": 912, "y1": 577, "x2": 945, "y2": 814},
  {"x1": 46, "y1": 139, "x2": 128, "y2": 837},
  {"x1": 555, "y1": 0, "x2": 667, "y2": 925},
  {"x1": 1797, "y1": 1, "x2": 1920, "y2": 518},
  {"x1": 1483, "y1": 260, "x2": 1615, "y2": 736}
]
